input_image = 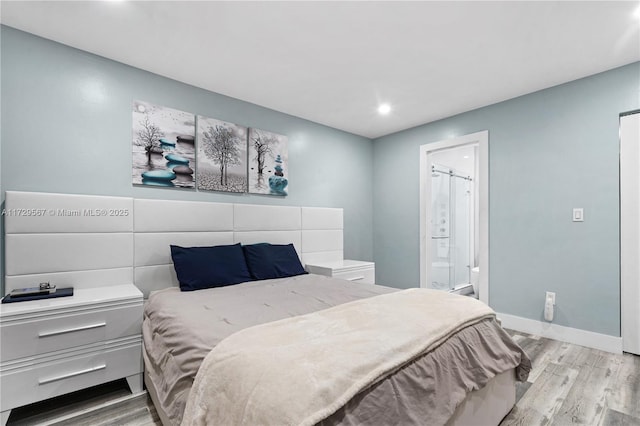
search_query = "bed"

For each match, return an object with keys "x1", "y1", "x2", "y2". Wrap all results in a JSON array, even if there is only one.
[
  {"x1": 143, "y1": 273, "x2": 530, "y2": 426},
  {"x1": 3, "y1": 191, "x2": 531, "y2": 426}
]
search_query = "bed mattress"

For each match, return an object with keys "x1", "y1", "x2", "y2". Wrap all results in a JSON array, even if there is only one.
[{"x1": 142, "y1": 274, "x2": 530, "y2": 425}]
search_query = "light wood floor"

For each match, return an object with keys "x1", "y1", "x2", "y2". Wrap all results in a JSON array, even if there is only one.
[
  {"x1": 500, "y1": 331, "x2": 640, "y2": 426},
  {"x1": 6, "y1": 331, "x2": 640, "y2": 425}
]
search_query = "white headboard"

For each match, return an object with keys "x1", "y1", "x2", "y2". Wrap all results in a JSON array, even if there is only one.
[{"x1": 4, "y1": 191, "x2": 343, "y2": 297}]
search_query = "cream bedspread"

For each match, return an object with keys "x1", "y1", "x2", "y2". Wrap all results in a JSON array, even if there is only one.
[
  {"x1": 181, "y1": 288, "x2": 495, "y2": 426},
  {"x1": 143, "y1": 275, "x2": 397, "y2": 424}
]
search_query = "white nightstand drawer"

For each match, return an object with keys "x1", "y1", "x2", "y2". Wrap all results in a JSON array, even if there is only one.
[
  {"x1": 1, "y1": 302, "x2": 142, "y2": 362},
  {"x1": 334, "y1": 268, "x2": 375, "y2": 284},
  {"x1": 0, "y1": 337, "x2": 142, "y2": 411}
]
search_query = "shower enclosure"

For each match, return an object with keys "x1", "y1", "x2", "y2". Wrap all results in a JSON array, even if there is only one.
[{"x1": 430, "y1": 164, "x2": 473, "y2": 291}]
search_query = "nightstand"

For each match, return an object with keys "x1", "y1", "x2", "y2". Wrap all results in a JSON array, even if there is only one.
[
  {"x1": 0, "y1": 284, "x2": 143, "y2": 425},
  {"x1": 305, "y1": 260, "x2": 375, "y2": 284}
]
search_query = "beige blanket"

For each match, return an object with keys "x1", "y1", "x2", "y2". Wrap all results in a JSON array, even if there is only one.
[{"x1": 181, "y1": 288, "x2": 495, "y2": 426}]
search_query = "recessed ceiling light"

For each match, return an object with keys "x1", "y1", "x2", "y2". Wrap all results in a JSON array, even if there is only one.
[
  {"x1": 635, "y1": 5, "x2": 640, "y2": 20},
  {"x1": 378, "y1": 103, "x2": 391, "y2": 115},
  {"x1": 463, "y1": 155, "x2": 470, "y2": 159}
]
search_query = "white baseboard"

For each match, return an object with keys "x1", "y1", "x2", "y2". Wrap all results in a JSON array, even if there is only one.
[{"x1": 497, "y1": 312, "x2": 623, "y2": 354}]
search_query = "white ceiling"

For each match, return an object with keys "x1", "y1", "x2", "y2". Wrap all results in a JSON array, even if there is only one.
[{"x1": 1, "y1": 1, "x2": 639, "y2": 139}]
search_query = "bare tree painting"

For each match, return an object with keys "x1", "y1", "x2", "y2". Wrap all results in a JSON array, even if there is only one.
[
  {"x1": 248, "y1": 128, "x2": 288, "y2": 196},
  {"x1": 135, "y1": 115, "x2": 165, "y2": 163},
  {"x1": 197, "y1": 116, "x2": 247, "y2": 193},
  {"x1": 132, "y1": 100, "x2": 196, "y2": 188},
  {"x1": 252, "y1": 131, "x2": 275, "y2": 176}
]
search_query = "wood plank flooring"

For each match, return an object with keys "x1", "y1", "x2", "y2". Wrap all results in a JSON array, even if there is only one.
[
  {"x1": 500, "y1": 331, "x2": 640, "y2": 426},
  {"x1": 6, "y1": 331, "x2": 640, "y2": 425}
]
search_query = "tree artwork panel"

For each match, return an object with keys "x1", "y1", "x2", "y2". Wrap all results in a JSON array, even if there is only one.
[
  {"x1": 132, "y1": 100, "x2": 196, "y2": 188},
  {"x1": 196, "y1": 116, "x2": 248, "y2": 193},
  {"x1": 248, "y1": 128, "x2": 288, "y2": 196}
]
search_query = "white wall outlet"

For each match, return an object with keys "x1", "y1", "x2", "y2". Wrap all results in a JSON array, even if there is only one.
[
  {"x1": 544, "y1": 291, "x2": 556, "y2": 322},
  {"x1": 573, "y1": 208, "x2": 584, "y2": 222},
  {"x1": 546, "y1": 291, "x2": 556, "y2": 305}
]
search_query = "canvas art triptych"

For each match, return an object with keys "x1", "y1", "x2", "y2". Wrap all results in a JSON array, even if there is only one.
[{"x1": 132, "y1": 100, "x2": 288, "y2": 196}]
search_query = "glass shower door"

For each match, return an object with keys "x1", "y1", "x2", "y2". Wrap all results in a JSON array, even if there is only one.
[
  {"x1": 451, "y1": 175, "x2": 471, "y2": 288},
  {"x1": 431, "y1": 169, "x2": 451, "y2": 290},
  {"x1": 430, "y1": 165, "x2": 471, "y2": 291}
]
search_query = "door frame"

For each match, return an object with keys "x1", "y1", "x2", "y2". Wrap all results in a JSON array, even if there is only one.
[
  {"x1": 620, "y1": 110, "x2": 640, "y2": 354},
  {"x1": 419, "y1": 130, "x2": 489, "y2": 304}
]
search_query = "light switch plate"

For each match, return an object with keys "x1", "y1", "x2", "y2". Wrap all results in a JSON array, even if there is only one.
[{"x1": 573, "y1": 208, "x2": 584, "y2": 222}]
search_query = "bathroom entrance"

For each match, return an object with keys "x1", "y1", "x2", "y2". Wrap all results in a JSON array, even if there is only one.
[
  {"x1": 419, "y1": 131, "x2": 489, "y2": 304},
  {"x1": 430, "y1": 158, "x2": 474, "y2": 292}
]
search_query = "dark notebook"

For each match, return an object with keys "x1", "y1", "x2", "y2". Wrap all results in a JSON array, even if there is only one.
[{"x1": 2, "y1": 287, "x2": 74, "y2": 304}]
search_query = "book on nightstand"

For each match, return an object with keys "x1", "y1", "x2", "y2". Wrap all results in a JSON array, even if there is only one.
[
  {"x1": 2, "y1": 287, "x2": 74, "y2": 303},
  {"x1": 10, "y1": 282, "x2": 56, "y2": 297}
]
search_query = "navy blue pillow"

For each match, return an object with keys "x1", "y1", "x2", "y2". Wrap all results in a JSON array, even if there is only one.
[
  {"x1": 242, "y1": 243, "x2": 308, "y2": 280},
  {"x1": 170, "y1": 243, "x2": 252, "y2": 291}
]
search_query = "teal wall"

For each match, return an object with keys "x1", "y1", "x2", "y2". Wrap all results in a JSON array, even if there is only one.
[
  {"x1": 0, "y1": 26, "x2": 374, "y2": 291},
  {"x1": 373, "y1": 62, "x2": 640, "y2": 337},
  {"x1": 2, "y1": 25, "x2": 639, "y2": 338}
]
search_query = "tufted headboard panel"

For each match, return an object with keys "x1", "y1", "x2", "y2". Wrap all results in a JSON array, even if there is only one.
[
  {"x1": 4, "y1": 191, "x2": 343, "y2": 297},
  {"x1": 4, "y1": 191, "x2": 134, "y2": 294}
]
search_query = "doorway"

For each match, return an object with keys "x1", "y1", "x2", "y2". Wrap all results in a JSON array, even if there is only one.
[
  {"x1": 419, "y1": 131, "x2": 489, "y2": 304},
  {"x1": 620, "y1": 110, "x2": 640, "y2": 355},
  {"x1": 430, "y1": 152, "x2": 474, "y2": 292}
]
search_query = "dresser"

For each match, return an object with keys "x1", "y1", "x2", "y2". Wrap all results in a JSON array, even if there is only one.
[
  {"x1": 305, "y1": 260, "x2": 375, "y2": 284},
  {"x1": 0, "y1": 284, "x2": 143, "y2": 425}
]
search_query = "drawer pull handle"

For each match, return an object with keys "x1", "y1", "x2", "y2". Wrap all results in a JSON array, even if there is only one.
[
  {"x1": 39, "y1": 322, "x2": 107, "y2": 338},
  {"x1": 347, "y1": 276, "x2": 365, "y2": 281},
  {"x1": 38, "y1": 364, "x2": 107, "y2": 385}
]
